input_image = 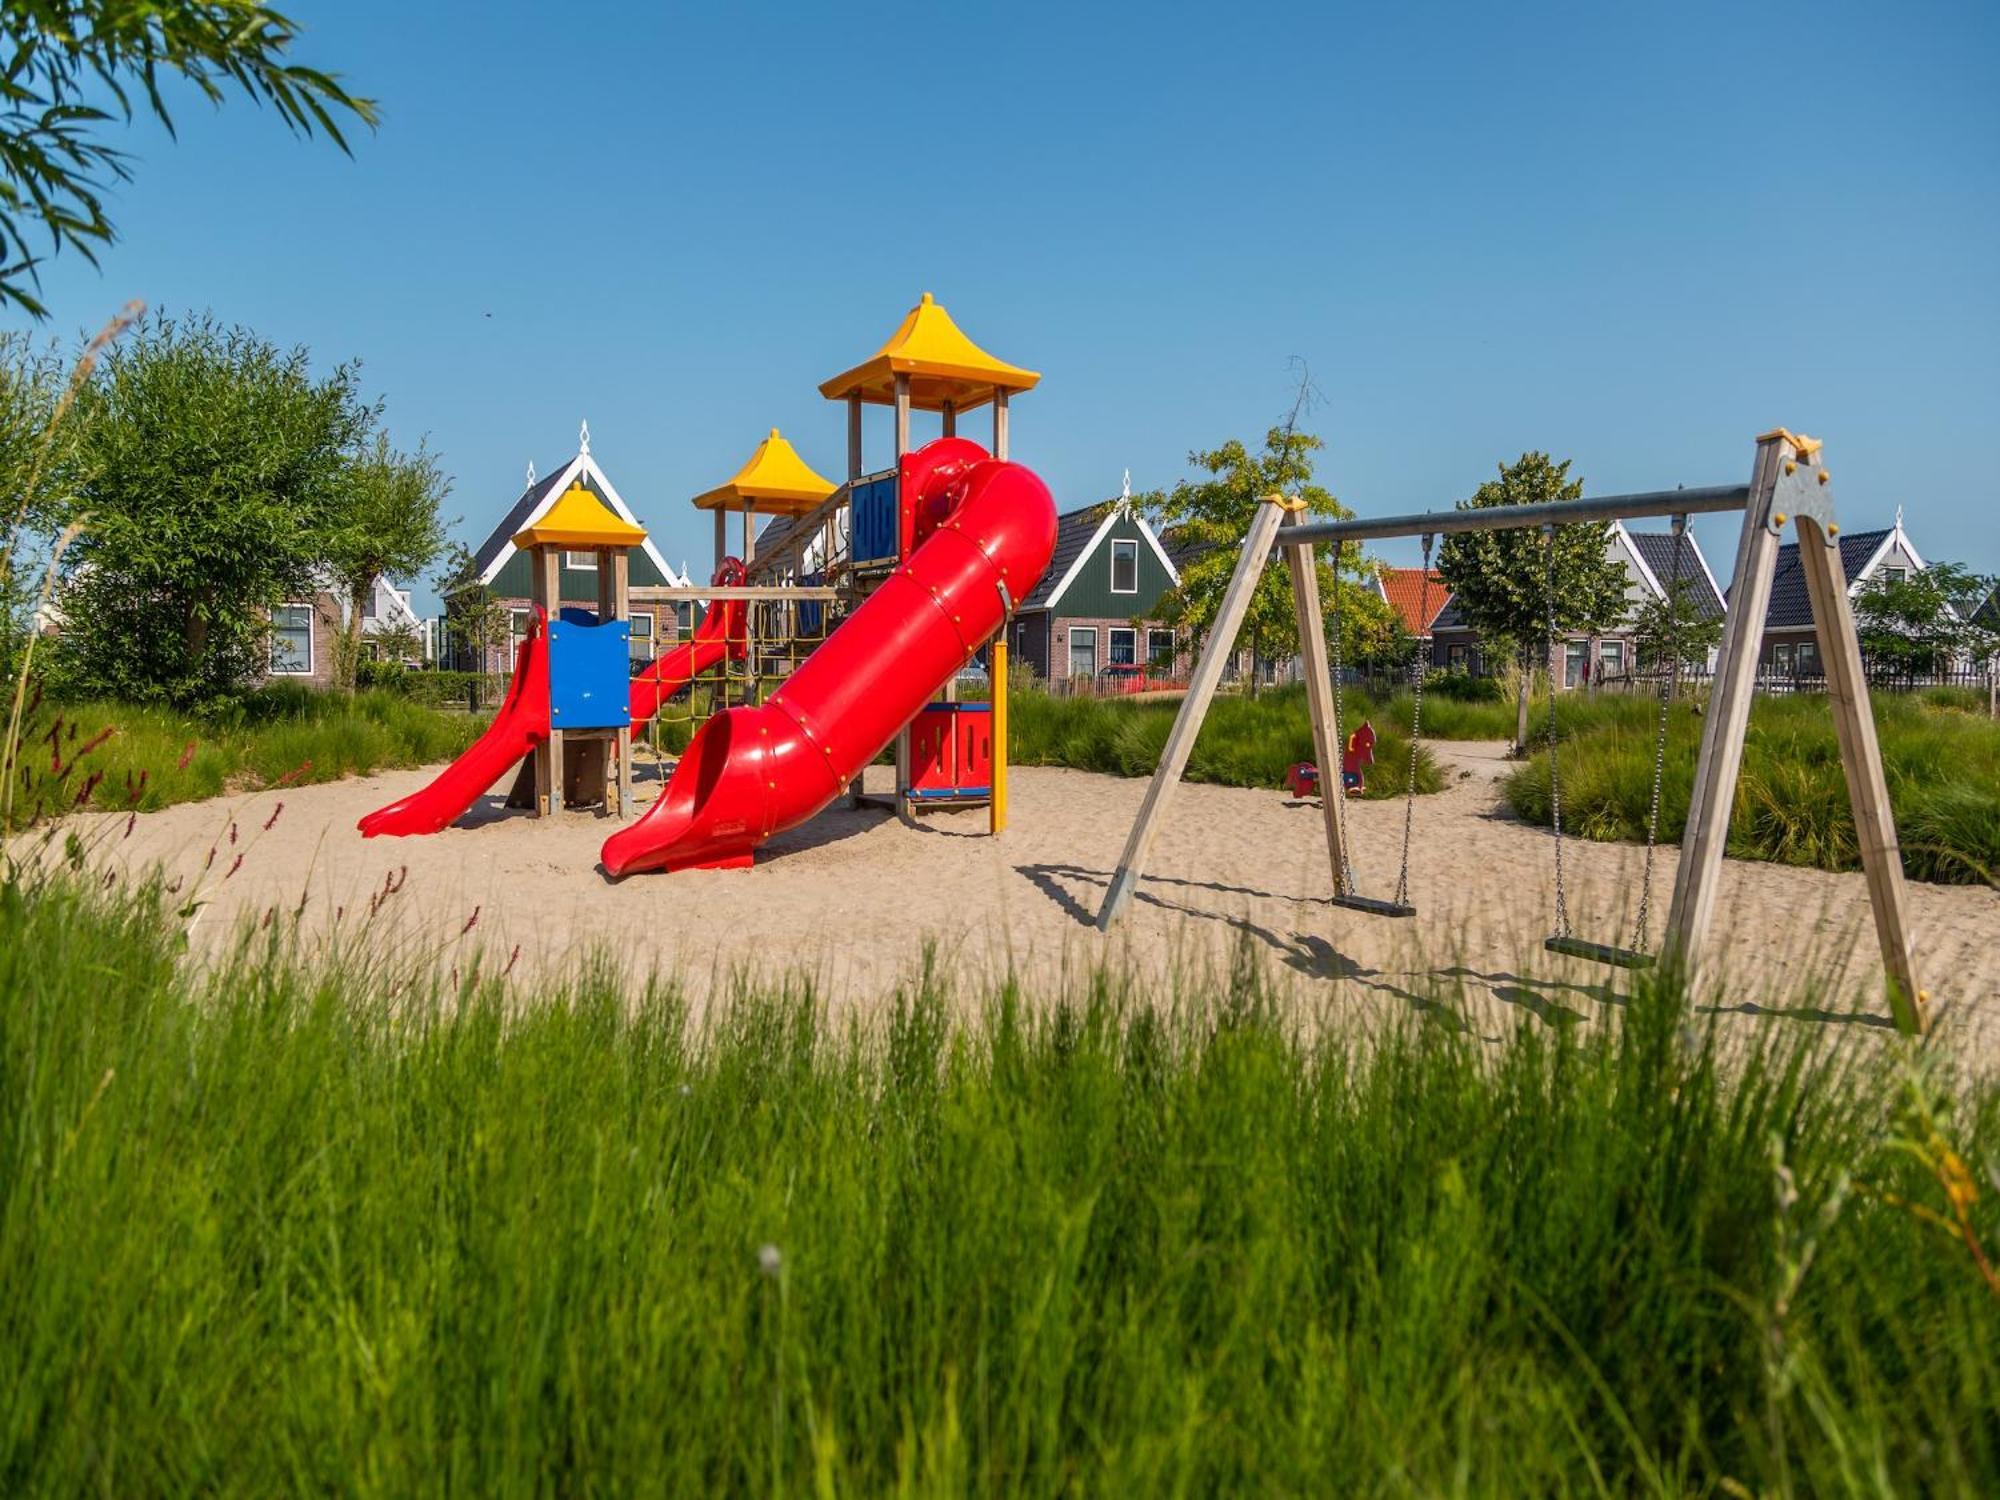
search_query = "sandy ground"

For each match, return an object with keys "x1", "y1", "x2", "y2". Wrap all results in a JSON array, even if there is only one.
[{"x1": 39, "y1": 744, "x2": 1999, "y2": 1055}]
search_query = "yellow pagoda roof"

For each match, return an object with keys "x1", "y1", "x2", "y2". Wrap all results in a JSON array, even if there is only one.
[
  {"x1": 513, "y1": 481, "x2": 648, "y2": 550},
  {"x1": 691, "y1": 428, "x2": 837, "y2": 514},
  {"x1": 818, "y1": 292, "x2": 1040, "y2": 412}
]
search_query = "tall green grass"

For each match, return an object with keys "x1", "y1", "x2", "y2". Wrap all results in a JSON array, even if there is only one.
[
  {"x1": 7, "y1": 683, "x2": 483, "y2": 826},
  {"x1": 1008, "y1": 683, "x2": 1447, "y2": 797},
  {"x1": 1505, "y1": 693, "x2": 2000, "y2": 884},
  {"x1": 2, "y1": 875, "x2": 1995, "y2": 1495}
]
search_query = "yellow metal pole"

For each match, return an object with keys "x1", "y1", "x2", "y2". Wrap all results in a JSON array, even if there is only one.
[{"x1": 991, "y1": 636, "x2": 1008, "y2": 834}]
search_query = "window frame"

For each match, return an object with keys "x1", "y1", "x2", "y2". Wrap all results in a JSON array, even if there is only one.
[
  {"x1": 1108, "y1": 626, "x2": 1137, "y2": 666},
  {"x1": 1597, "y1": 638, "x2": 1626, "y2": 676},
  {"x1": 269, "y1": 602, "x2": 315, "y2": 676},
  {"x1": 1146, "y1": 627, "x2": 1176, "y2": 668},
  {"x1": 1880, "y1": 565, "x2": 1908, "y2": 584},
  {"x1": 1563, "y1": 638, "x2": 1588, "y2": 689},
  {"x1": 1067, "y1": 625, "x2": 1098, "y2": 678},
  {"x1": 565, "y1": 550, "x2": 599, "y2": 572},
  {"x1": 1109, "y1": 538, "x2": 1139, "y2": 595},
  {"x1": 1773, "y1": 641, "x2": 1795, "y2": 675}
]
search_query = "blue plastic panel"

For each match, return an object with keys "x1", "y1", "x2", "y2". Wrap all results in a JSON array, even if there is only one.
[
  {"x1": 851, "y1": 476, "x2": 899, "y2": 564},
  {"x1": 547, "y1": 618, "x2": 632, "y2": 729}
]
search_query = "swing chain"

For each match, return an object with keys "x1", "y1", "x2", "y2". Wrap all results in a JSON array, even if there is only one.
[
  {"x1": 1391, "y1": 534, "x2": 1435, "y2": 908},
  {"x1": 1631, "y1": 515, "x2": 1689, "y2": 950},
  {"x1": 1544, "y1": 523, "x2": 1571, "y2": 940},
  {"x1": 1325, "y1": 540, "x2": 1357, "y2": 896}
]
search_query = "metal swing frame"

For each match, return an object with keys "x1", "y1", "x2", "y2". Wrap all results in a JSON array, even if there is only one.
[{"x1": 1092, "y1": 430, "x2": 1929, "y2": 1035}]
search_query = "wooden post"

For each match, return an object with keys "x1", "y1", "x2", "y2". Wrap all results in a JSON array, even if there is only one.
[
  {"x1": 1663, "y1": 436, "x2": 1787, "y2": 970},
  {"x1": 540, "y1": 546, "x2": 563, "y2": 815},
  {"x1": 993, "y1": 389, "x2": 1009, "y2": 461},
  {"x1": 1797, "y1": 511, "x2": 1925, "y2": 1032},
  {"x1": 742, "y1": 505, "x2": 756, "y2": 566},
  {"x1": 1282, "y1": 513, "x2": 1349, "y2": 897},
  {"x1": 991, "y1": 635, "x2": 1008, "y2": 834},
  {"x1": 713, "y1": 509, "x2": 726, "y2": 573},
  {"x1": 847, "y1": 395, "x2": 863, "y2": 481},
  {"x1": 941, "y1": 399, "x2": 956, "y2": 439},
  {"x1": 893, "y1": 374, "x2": 910, "y2": 459},
  {"x1": 1097, "y1": 495, "x2": 1294, "y2": 928}
]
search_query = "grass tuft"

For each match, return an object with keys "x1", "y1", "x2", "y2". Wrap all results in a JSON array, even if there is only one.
[{"x1": 0, "y1": 876, "x2": 1995, "y2": 1494}]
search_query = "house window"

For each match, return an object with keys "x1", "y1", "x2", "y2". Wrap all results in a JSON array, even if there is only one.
[
  {"x1": 1109, "y1": 539, "x2": 1138, "y2": 594},
  {"x1": 270, "y1": 604, "x2": 314, "y2": 675},
  {"x1": 1147, "y1": 628, "x2": 1175, "y2": 668},
  {"x1": 673, "y1": 602, "x2": 694, "y2": 633},
  {"x1": 1773, "y1": 642, "x2": 1795, "y2": 675},
  {"x1": 1449, "y1": 643, "x2": 1468, "y2": 669},
  {"x1": 1798, "y1": 640, "x2": 1820, "y2": 676},
  {"x1": 1881, "y1": 566, "x2": 1907, "y2": 584},
  {"x1": 629, "y1": 612, "x2": 654, "y2": 662},
  {"x1": 1563, "y1": 640, "x2": 1588, "y2": 689},
  {"x1": 565, "y1": 551, "x2": 599, "y2": 571},
  {"x1": 1068, "y1": 626, "x2": 1097, "y2": 679},
  {"x1": 1109, "y1": 627, "x2": 1136, "y2": 665},
  {"x1": 1598, "y1": 639, "x2": 1625, "y2": 678}
]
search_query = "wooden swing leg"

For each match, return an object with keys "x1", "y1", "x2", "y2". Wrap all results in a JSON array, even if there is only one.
[
  {"x1": 1281, "y1": 513, "x2": 1350, "y2": 900},
  {"x1": 1096, "y1": 496, "x2": 1293, "y2": 929},
  {"x1": 1795, "y1": 514, "x2": 1925, "y2": 1033}
]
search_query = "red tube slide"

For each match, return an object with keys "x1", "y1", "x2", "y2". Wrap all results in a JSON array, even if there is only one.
[
  {"x1": 358, "y1": 613, "x2": 552, "y2": 837},
  {"x1": 628, "y1": 558, "x2": 750, "y2": 726},
  {"x1": 601, "y1": 438, "x2": 1056, "y2": 877}
]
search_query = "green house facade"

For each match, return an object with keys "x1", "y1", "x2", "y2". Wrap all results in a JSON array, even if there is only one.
[
  {"x1": 449, "y1": 427, "x2": 690, "y2": 674},
  {"x1": 1010, "y1": 494, "x2": 1188, "y2": 687}
]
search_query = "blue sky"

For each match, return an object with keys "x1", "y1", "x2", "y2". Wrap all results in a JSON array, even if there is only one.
[{"x1": 21, "y1": 0, "x2": 2000, "y2": 611}]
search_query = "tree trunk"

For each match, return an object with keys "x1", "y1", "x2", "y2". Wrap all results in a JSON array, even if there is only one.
[
  {"x1": 1514, "y1": 648, "x2": 1532, "y2": 757},
  {"x1": 345, "y1": 578, "x2": 372, "y2": 693}
]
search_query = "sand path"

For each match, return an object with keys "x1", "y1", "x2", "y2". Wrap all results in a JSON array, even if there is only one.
[{"x1": 46, "y1": 749, "x2": 1997, "y2": 1057}]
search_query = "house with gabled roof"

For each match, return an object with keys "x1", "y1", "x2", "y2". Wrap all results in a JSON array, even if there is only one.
[
  {"x1": 1009, "y1": 477, "x2": 1186, "y2": 686},
  {"x1": 1376, "y1": 566, "x2": 1450, "y2": 643},
  {"x1": 1735, "y1": 509, "x2": 1929, "y2": 679},
  {"x1": 450, "y1": 422, "x2": 689, "y2": 673},
  {"x1": 1428, "y1": 520, "x2": 1725, "y2": 687}
]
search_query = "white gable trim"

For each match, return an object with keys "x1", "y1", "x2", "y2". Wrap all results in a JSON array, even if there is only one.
[
  {"x1": 1688, "y1": 533, "x2": 1725, "y2": 613},
  {"x1": 477, "y1": 451, "x2": 688, "y2": 589},
  {"x1": 1849, "y1": 522, "x2": 1927, "y2": 597},
  {"x1": 1611, "y1": 520, "x2": 1665, "y2": 601},
  {"x1": 1041, "y1": 503, "x2": 1181, "y2": 614}
]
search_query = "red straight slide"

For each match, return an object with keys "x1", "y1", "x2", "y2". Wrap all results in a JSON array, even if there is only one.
[
  {"x1": 601, "y1": 437, "x2": 1056, "y2": 877},
  {"x1": 358, "y1": 613, "x2": 552, "y2": 838},
  {"x1": 628, "y1": 559, "x2": 749, "y2": 726}
]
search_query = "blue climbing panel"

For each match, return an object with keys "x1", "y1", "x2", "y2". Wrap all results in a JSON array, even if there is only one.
[
  {"x1": 850, "y1": 474, "x2": 900, "y2": 565},
  {"x1": 547, "y1": 617, "x2": 632, "y2": 729}
]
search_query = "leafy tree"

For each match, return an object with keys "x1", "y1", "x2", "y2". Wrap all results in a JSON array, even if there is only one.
[
  {"x1": 1629, "y1": 573, "x2": 1723, "y2": 677},
  {"x1": 1852, "y1": 560, "x2": 1991, "y2": 681},
  {"x1": 434, "y1": 541, "x2": 509, "y2": 677},
  {"x1": 322, "y1": 432, "x2": 450, "y2": 691},
  {"x1": 1436, "y1": 452, "x2": 1628, "y2": 752},
  {"x1": 0, "y1": 1, "x2": 375, "y2": 317},
  {"x1": 0, "y1": 336, "x2": 72, "y2": 684},
  {"x1": 52, "y1": 313, "x2": 373, "y2": 707},
  {"x1": 1142, "y1": 426, "x2": 1392, "y2": 696}
]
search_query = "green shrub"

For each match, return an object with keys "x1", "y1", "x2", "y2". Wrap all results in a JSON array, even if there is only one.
[
  {"x1": 356, "y1": 660, "x2": 494, "y2": 707},
  {"x1": 1504, "y1": 693, "x2": 2000, "y2": 884},
  {"x1": 1008, "y1": 683, "x2": 1447, "y2": 797},
  {"x1": 0, "y1": 877, "x2": 1994, "y2": 1494},
  {"x1": 9, "y1": 685, "x2": 483, "y2": 824}
]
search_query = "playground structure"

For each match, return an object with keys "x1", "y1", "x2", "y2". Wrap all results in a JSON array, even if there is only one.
[
  {"x1": 1095, "y1": 430, "x2": 1931, "y2": 1036},
  {"x1": 361, "y1": 292, "x2": 1055, "y2": 865}
]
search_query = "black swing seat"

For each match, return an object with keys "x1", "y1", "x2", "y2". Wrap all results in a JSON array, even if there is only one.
[
  {"x1": 1544, "y1": 935, "x2": 1655, "y2": 970},
  {"x1": 1333, "y1": 894, "x2": 1417, "y2": 919}
]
